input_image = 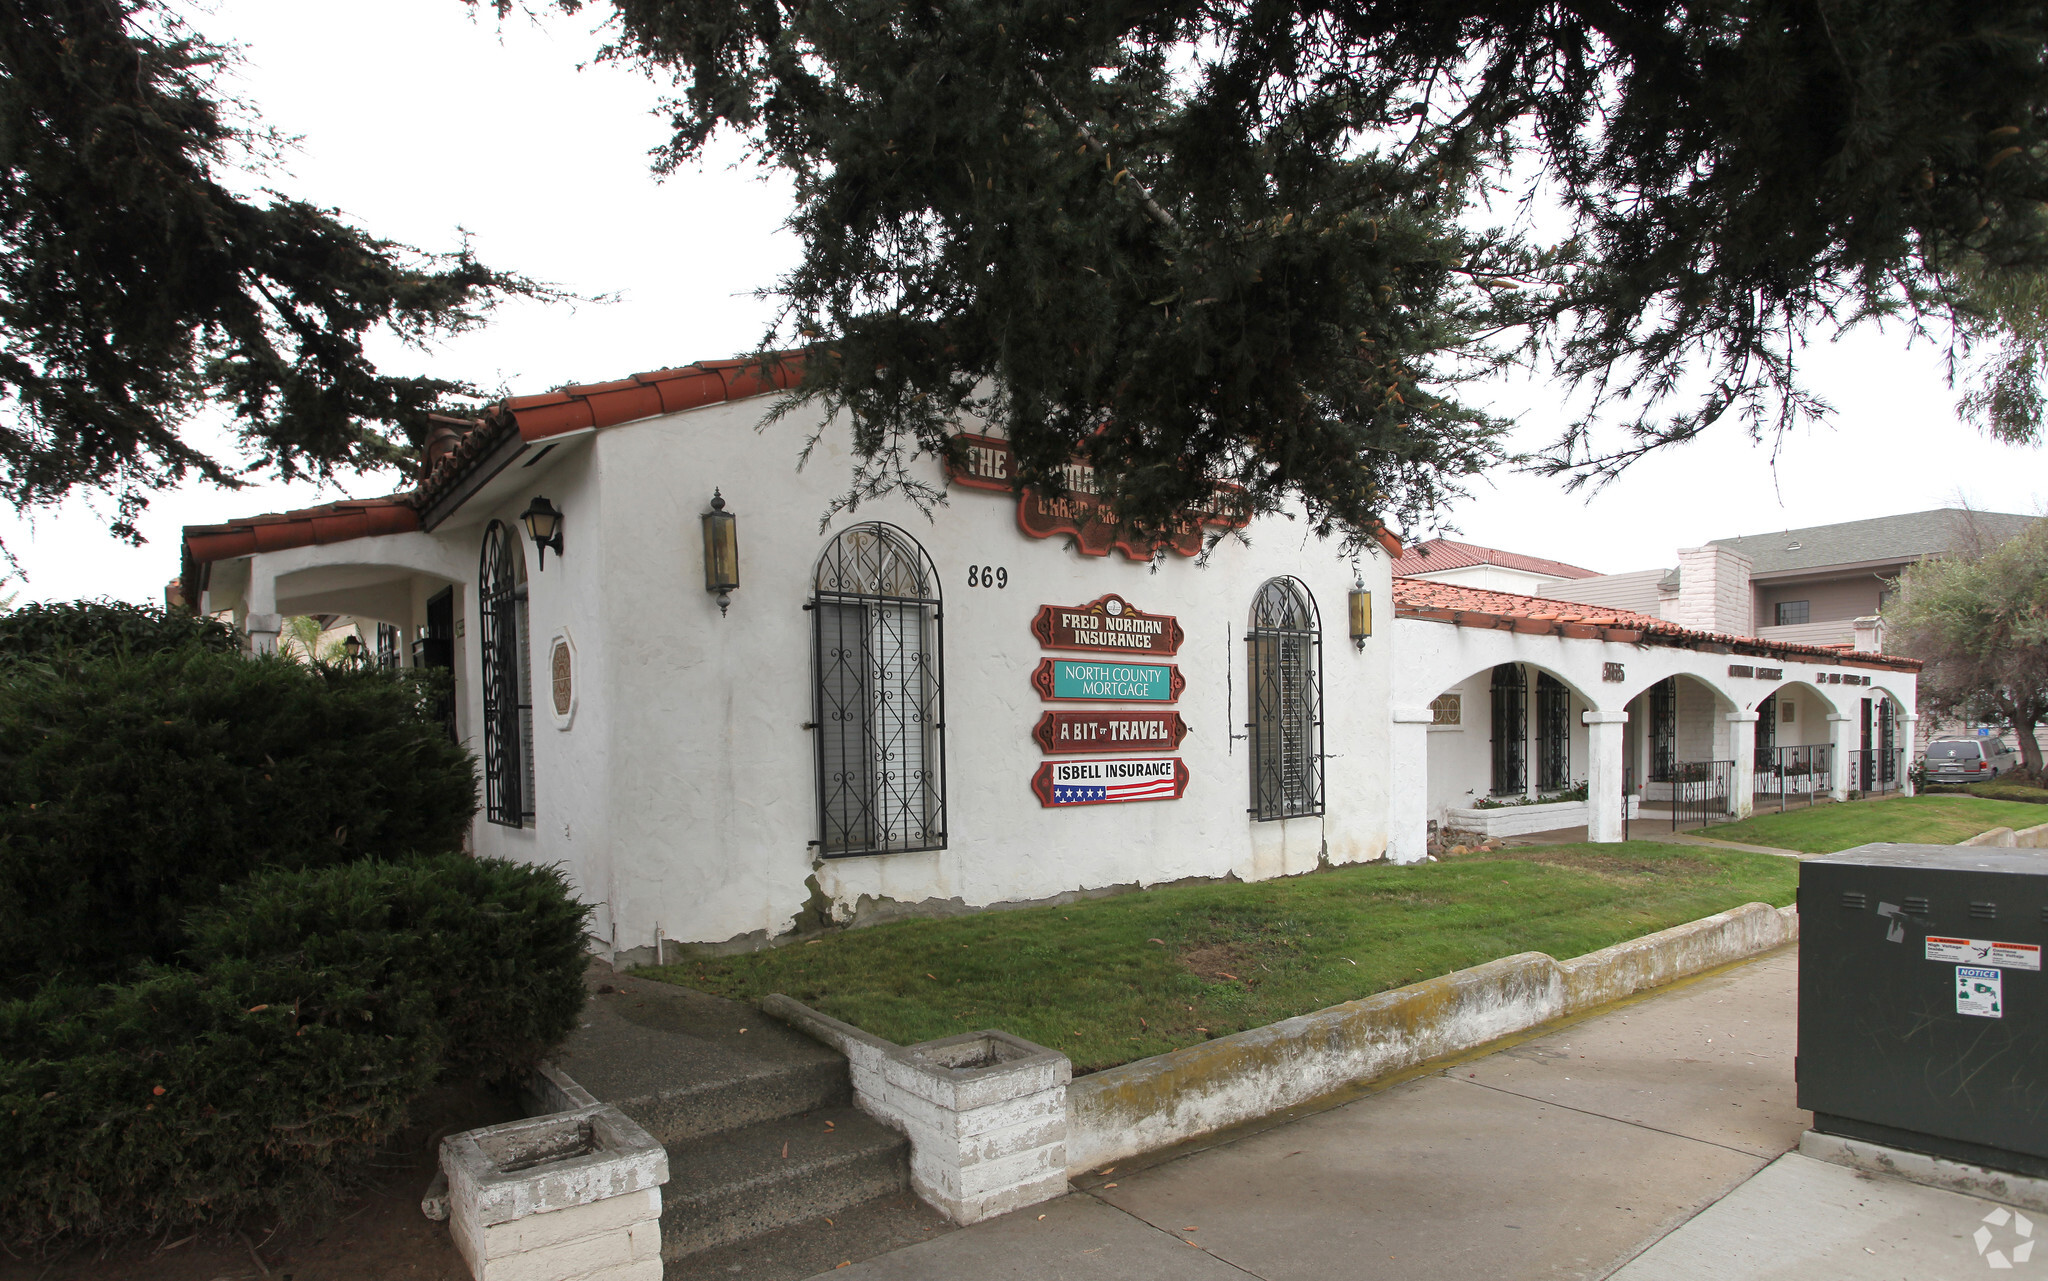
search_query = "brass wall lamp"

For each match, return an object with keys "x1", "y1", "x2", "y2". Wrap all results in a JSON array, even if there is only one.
[{"x1": 702, "y1": 490, "x2": 739, "y2": 616}]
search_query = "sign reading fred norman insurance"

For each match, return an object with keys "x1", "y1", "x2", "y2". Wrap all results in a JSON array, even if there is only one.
[
  {"x1": 1031, "y1": 657, "x2": 1186, "y2": 703},
  {"x1": 1031, "y1": 593, "x2": 1184, "y2": 657},
  {"x1": 1033, "y1": 710, "x2": 1190, "y2": 754},
  {"x1": 1031, "y1": 757, "x2": 1190, "y2": 808}
]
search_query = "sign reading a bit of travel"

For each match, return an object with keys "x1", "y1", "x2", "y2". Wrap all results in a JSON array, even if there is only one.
[
  {"x1": 1031, "y1": 593, "x2": 1185, "y2": 657},
  {"x1": 1030, "y1": 757, "x2": 1189, "y2": 808},
  {"x1": 1032, "y1": 710, "x2": 1190, "y2": 755},
  {"x1": 1031, "y1": 658, "x2": 1185, "y2": 704}
]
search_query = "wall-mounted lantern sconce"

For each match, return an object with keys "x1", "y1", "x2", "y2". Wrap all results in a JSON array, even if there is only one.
[
  {"x1": 341, "y1": 632, "x2": 365, "y2": 666},
  {"x1": 1348, "y1": 587, "x2": 1372, "y2": 650},
  {"x1": 702, "y1": 489, "x2": 739, "y2": 616},
  {"x1": 521, "y1": 496, "x2": 564, "y2": 570}
]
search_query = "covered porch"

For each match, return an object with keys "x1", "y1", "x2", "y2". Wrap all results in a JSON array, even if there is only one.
[{"x1": 1388, "y1": 579, "x2": 1921, "y2": 858}]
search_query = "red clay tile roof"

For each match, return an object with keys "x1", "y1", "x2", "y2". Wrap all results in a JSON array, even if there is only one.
[
  {"x1": 184, "y1": 496, "x2": 421, "y2": 565},
  {"x1": 182, "y1": 357, "x2": 805, "y2": 592},
  {"x1": 1392, "y1": 577, "x2": 1922, "y2": 672},
  {"x1": 1396, "y1": 538, "x2": 1598, "y2": 579}
]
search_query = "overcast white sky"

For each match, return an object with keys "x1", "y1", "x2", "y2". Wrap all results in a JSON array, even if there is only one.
[{"x1": 4, "y1": 1, "x2": 2042, "y2": 603}]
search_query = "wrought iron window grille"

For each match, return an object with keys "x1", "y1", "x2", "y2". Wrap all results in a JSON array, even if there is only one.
[
  {"x1": 1648, "y1": 678, "x2": 1677, "y2": 784},
  {"x1": 1536, "y1": 672, "x2": 1571, "y2": 792},
  {"x1": 809, "y1": 523, "x2": 947, "y2": 858},
  {"x1": 1490, "y1": 663, "x2": 1527, "y2": 796},
  {"x1": 479, "y1": 520, "x2": 534, "y2": 827},
  {"x1": 1246, "y1": 577, "x2": 1324, "y2": 822}
]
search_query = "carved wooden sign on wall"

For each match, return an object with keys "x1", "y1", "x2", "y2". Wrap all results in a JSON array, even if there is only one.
[
  {"x1": 1030, "y1": 593, "x2": 1185, "y2": 656},
  {"x1": 947, "y1": 433, "x2": 1242, "y2": 560},
  {"x1": 1033, "y1": 710, "x2": 1190, "y2": 754}
]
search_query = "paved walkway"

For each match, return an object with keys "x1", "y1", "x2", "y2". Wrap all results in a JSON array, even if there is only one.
[{"x1": 818, "y1": 946, "x2": 2023, "y2": 1280}]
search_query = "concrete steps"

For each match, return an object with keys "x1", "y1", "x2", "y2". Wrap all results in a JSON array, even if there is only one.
[
  {"x1": 550, "y1": 964, "x2": 944, "y2": 1276},
  {"x1": 658, "y1": 1106, "x2": 909, "y2": 1258}
]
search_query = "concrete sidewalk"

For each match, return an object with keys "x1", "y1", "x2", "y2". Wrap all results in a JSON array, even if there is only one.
[{"x1": 811, "y1": 946, "x2": 2023, "y2": 1280}]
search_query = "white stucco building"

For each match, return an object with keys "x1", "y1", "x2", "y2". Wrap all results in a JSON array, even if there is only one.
[
  {"x1": 179, "y1": 356, "x2": 1921, "y2": 959},
  {"x1": 182, "y1": 359, "x2": 1404, "y2": 960}
]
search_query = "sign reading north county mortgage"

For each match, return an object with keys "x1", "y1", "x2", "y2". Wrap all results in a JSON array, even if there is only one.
[
  {"x1": 1033, "y1": 710, "x2": 1190, "y2": 755},
  {"x1": 1031, "y1": 593, "x2": 1185, "y2": 657},
  {"x1": 946, "y1": 432, "x2": 1245, "y2": 560},
  {"x1": 1031, "y1": 657, "x2": 1185, "y2": 703},
  {"x1": 1030, "y1": 757, "x2": 1190, "y2": 808}
]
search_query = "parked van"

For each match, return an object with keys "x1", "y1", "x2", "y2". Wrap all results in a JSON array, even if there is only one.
[{"x1": 1924, "y1": 738, "x2": 2020, "y2": 784}]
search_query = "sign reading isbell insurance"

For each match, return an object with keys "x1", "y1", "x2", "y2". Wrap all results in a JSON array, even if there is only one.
[
  {"x1": 1033, "y1": 710, "x2": 1190, "y2": 754},
  {"x1": 1031, "y1": 657, "x2": 1185, "y2": 703},
  {"x1": 1031, "y1": 757, "x2": 1190, "y2": 808},
  {"x1": 1031, "y1": 593, "x2": 1185, "y2": 657}
]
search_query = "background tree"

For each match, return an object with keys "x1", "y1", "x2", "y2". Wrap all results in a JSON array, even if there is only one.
[
  {"x1": 0, "y1": 1, "x2": 555, "y2": 540},
  {"x1": 534, "y1": 0, "x2": 2048, "y2": 546},
  {"x1": 1885, "y1": 517, "x2": 2048, "y2": 779}
]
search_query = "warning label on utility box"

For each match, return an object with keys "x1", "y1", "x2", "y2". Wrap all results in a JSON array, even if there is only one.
[
  {"x1": 1926, "y1": 937, "x2": 2043, "y2": 970},
  {"x1": 1958, "y1": 966, "x2": 2004, "y2": 1019}
]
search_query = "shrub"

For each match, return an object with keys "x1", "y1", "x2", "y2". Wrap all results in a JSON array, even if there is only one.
[
  {"x1": 0, "y1": 600, "x2": 237, "y2": 663},
  {"x1": 0, "y1": 855, "x2": 590, "y2": 1245},
  {"x1": 1967, "y1": 781, "x2": 2048, "y2": 805},
  {"x1": 0, "y1": 648, "x2": 477, "y2": 989}
]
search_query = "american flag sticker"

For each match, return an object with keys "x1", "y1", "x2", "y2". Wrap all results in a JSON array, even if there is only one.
[{"x1": 1031, "y1": 757, "x2": 1188, "y2": 808}]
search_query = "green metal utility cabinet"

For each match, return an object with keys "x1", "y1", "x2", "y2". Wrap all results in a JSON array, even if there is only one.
[{"x1": 1799, "y1": 843, "x2": 2048, "y2": 1175}]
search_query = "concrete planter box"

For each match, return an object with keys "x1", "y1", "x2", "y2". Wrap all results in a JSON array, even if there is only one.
[
  {"x1": 763, "y1": 998, "x2": 1072, "y2": 1224},
  {"x1": 441, "y1": 1104, "x2": 669, "y2": 1281},
  {"x1": 1444, "y1": 796, "x2": 1639, "y2": 839}
]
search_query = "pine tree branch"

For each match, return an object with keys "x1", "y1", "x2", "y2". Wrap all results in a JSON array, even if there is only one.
[{"x1": 1026, "y1": 68, "x2": 1178, "y2": 234}]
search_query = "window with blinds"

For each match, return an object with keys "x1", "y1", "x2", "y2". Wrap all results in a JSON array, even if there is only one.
[
  {"x1": 810, "y1": 524, "x2": 946, "y2": 857},
  {"x1": 1247, "y1": 577, "x2": 1323, "y2": 821},
  {"x1": 479, "y1": 520, "x2": 534, "y2": 827}
]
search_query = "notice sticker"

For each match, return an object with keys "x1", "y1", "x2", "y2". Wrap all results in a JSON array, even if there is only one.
[
  {"x1": 1926, "y1": 937, "x2": 2043, "y2": 970},
  {"x1": 1958, "y1": 966, "x2": 2004, "y2": 1019}
]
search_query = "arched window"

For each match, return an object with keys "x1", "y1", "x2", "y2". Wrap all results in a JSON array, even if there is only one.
[
  {"x1": 810, "y1": 524, "x2": 946, "y2": 857},
  {"x1": 479, "y1": 520, "x2": 534, "y2": 827},
  {"x1": 1247, "y1": 577, "x2": 1322, "y2": 821}
]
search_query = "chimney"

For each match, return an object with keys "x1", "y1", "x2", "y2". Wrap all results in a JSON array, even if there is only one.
[
  {"x1": 1852, "y1": 616, "x2": 1882, "y2": 653},
  {"x1": 1671, "y1": 546, "x2": 1754, "y2": 636},
  {"x1": 422, "y1": 415, "x2": 471, "y2": 478}
]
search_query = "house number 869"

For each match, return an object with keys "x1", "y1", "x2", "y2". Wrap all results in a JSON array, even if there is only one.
[{"x1": 967, "y1": 565, "x2": 1008, "y2": 589}]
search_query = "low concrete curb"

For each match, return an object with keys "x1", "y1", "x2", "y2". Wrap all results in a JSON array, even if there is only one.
[
  {"x1": 1063, "y1": 901, "x2": 1798, "y2": 1173},
  {"x1": 1961, "y1": 821, "x2": 2048, "y2": 848},
  {"x1": 1800, "y1": 1130, "x2": 2048, "y2": 1213}
]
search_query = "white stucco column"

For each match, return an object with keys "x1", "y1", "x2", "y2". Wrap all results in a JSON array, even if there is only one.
[
  {"x1": 1582, "y1": 709, "x2": 1630, "y2": 843},
  {"x1": 244, "y1": 563, "x2": 280, "y2": 656},
  {"x1": 1388, "y1": 706, "x2": 1436, "y2": 864},
  {"x1": 1900, "y1": 713, "x2": 1920, "y2": 796},
  {"x1": 1827, "y1": 712, "x2": 1856, "y2": 801},
  {"x1": 1726, "y1": 712, "x2": 1758, "y2": 819}
]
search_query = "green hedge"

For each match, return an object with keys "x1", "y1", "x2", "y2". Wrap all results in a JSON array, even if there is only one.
[
  {"x1": 0, "y1": 855, "x2": 590, "y2": 1245},
  {"x1": 0, "y1": 600, "x2": 237, "y2": 662},
  {"x1": 0, "y1": 648, "x2": 477, "y2": 988}
]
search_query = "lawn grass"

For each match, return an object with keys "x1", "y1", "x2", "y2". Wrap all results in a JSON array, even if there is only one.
[
  {"x1": 641, "y1": 842, "x2": 1795, "y2": 1073},
  {"x1": 1698, "y1": 794, "x2": 2048, "y2": 853}
]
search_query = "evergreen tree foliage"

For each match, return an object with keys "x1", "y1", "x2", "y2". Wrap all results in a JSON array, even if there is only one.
[
  {"x1": 0, "y1": 2, "x2": 554, "y2": 537},
  {"x1": 540, "y1": 0, "x2": 2048, "y2": 544},
  {"x1": 1885, "y1": 516, "x2": 2048, "y2": 779}
]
